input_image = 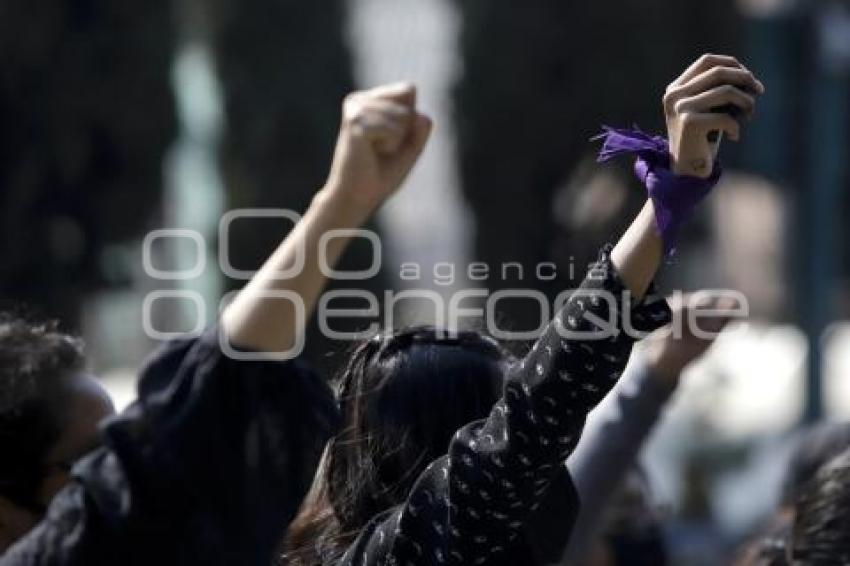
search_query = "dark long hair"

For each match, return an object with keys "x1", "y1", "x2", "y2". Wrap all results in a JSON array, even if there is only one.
[
  {"x1": 283, "y1": 326, "x2": 508, "y2": 564},
  {"x1": 790, "y1": 448, "x2": 850, "y2": 564}
]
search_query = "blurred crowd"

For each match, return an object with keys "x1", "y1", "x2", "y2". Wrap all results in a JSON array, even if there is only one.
[{"x1": 1, "y1": 0, "x2": 850, "y2": 565}]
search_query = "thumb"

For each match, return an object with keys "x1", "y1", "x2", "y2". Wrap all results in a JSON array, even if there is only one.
[
  {"x1": 398, "y1": 113, "x2": 433, "y2": 165},
  {"x1": 370, "y1": 81, "x2": 417, "y2": 108}
]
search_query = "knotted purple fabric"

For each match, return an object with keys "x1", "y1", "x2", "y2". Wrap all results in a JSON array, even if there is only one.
[{"x1": 594, "y1": 126, "x2": 722, "y2": 256}]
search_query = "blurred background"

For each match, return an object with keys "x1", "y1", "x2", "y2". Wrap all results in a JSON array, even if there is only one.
[{"x1": 1, "y1": 0, "x2": 849, "y2": 563}]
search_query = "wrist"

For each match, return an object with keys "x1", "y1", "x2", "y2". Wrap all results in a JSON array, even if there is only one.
[
  {"x1": 669, "y1": 154, "x2": 688, "y2": 177},
  {"x1": 669, "y1": 154, "x2": 713, "y2": 178},
  {"x1": 313, "y1": 183, "x2": 376, "y2": 227},
  {"x1": 595, "y1": 126, "x2": 720, "y2": 256},
  {"x1": 666, "y1": 130, "x2": 710, "y2": 178}
]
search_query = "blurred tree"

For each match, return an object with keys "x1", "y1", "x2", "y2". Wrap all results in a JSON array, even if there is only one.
[
  {"x1": 0, "y1": 0, "x2": 177, "y2": 326},
  {"x1": 453, "y1": 0, "x2": 742, "y2": 334},
  {"x1": 202, "y1": 0, "x2": 387, "y2": 373}
]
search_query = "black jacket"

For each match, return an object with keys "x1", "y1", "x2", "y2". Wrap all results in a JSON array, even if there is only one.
[
  {"x1": 331, "y1": 247, "x2": 671, "y2": 565},
  {"x1": 1, "y1": 326, "x2": 338, "y2": 565}
]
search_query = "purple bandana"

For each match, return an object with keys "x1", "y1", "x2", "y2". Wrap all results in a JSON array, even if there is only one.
[{"x1": 594, "y1": 126, "x2": 722, "y2": 256}]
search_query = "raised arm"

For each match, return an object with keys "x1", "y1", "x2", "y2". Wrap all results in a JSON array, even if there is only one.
[
  {"x1": 337, "y1": 200, "x2": 675, "y2": 565},
  {"x1": 612, "y1": 53, "x2": 764, "y2": 298},
  {"x1": 0, "y1": 84, "x2": 432, "y2": 566},
  {"x1": 221, "y1": 83, "x2": 432, "y2": 353},
  {"x1": 563, "y1": 294, "x2": 735, "y2": 564},
  {"x1": 336, "y1": 53, "x2": 763, "y2": 566}
]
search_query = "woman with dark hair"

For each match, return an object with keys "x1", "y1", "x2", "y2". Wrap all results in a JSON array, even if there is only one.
[
  {"x1": 285, "y1": 327, "x2": 510, "y2": 555},
  {"x1": 283, "y1": 54, "x2": 764, "y2": 565}
]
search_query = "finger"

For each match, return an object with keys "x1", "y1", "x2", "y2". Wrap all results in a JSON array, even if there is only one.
[
  {"x1": 357, "y1": 100, "x2": 414, "y2": 141},
  {"x1": 348, "y1": 107, "x2": 406, "y2": 136},
  {"x1": 349, "y1": 111, "x2": 406, "y2": 153},
  {"x1": 357, "y1": 98, "x2": 414, "y2": 121},
  {"x1": 665, "y1": 67, "x2": 763, "y2": 113},
  {"x1": 358, "y1": 101, "x2": 416, "y2": 154},
  {"x1": 397, "y1": 113, "x2": 433, "y2": 164},
  {"x1": 345, "y1": 96, "x2": 409, "y2": 134},
  {"x1": 346, "y1": 94, "x2": 412, "y2": 121},
  {"x1": 675, "y1": 84, "x2": 756, "y2": 117},
  {"x1": 364, "y1": 81, "x2": 417, "y2": 108},
  {"x1": 679, "y1": 65, "x2": 764, "y2": 98},
  {"x1": 683, "y1": 112, "x2": 741, "y2": 141},
  {"x1": 672, "y1": 53, "x2": 745, "y2": 86}
]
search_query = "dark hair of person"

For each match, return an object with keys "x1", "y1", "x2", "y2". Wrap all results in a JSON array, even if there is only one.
[
  {"x1": 283, "y1": 326, "x2": 508, "y2": 564},
  {"x1": 732, "y1": 425, "x2": 850, "y2": 566},
  {"x1": 782, "y1": 422, "x2": 850, "y2": 506},
  {"x1": 790, "y1": 447, "x2": 850, "y2": 564},
  {"x1": 731, "y1": 513, "x2": 791, "y2": 566},
  {"x1": 0, "y1": 313, "x2": 86, "y2": 510}
]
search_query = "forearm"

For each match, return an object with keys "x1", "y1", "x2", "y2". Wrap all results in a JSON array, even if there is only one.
[
  {"x1": 221, "y1": 82, "x2": 431, "y2": 354},
  {"x1": 221, "y1": 184, "x2": 372, "y2": 353},
  {"x1": 611, "y1": 199, "x2": 663, "y2": 300},
  {"x1": 564, "y1": 360, "x2": 675, "y2": 562}
]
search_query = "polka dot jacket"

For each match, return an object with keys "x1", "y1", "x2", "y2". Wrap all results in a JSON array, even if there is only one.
[{"x1": 336, "y1": 245, "x2": 672, "y2": 565}]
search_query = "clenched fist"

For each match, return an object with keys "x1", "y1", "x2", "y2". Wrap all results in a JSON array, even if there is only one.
[
  {"x1": 663, "y1": 54, "x2": 765, "y2": 178},
  {"x1": 324, "y1": 82, "x2": 433, "y2": 212}
]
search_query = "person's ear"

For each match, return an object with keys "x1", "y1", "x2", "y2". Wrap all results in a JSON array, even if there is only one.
[{"x1": 0, "y1": 495, "x2": 39, "y2": 552}]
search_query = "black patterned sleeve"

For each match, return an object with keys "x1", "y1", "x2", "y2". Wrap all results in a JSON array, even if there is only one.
[{"x1": 338, "y1": 246, "x2": 672, "y2": 565}]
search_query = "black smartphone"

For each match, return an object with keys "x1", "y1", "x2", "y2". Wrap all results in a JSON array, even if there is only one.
[
  {"x1": 707, "y1": 85, "x2": 756, "y2": 150},
  {"x1": 707, "y1": 102, "x2": 743, "y2": 144}
]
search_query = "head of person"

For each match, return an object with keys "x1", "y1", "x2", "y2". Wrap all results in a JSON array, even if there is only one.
[
  {"x1": 781, "y1": 422, "x2": 850, "y2": 509},
  {"x1": 583, "y1": 467, "x2": 668, "y2": 566},
  {"x1": 733, "y1": 423, "x2": 850, "y2": 566},
  {"x1": 283, "y1": 326, "x2": 508, "y2": 563},
  {"x1": 789, "y1": 447, "x2": 850, "y2": 564},
  {"x1": 0, "y1": 313, "x2": 115, "y2": 552}
]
